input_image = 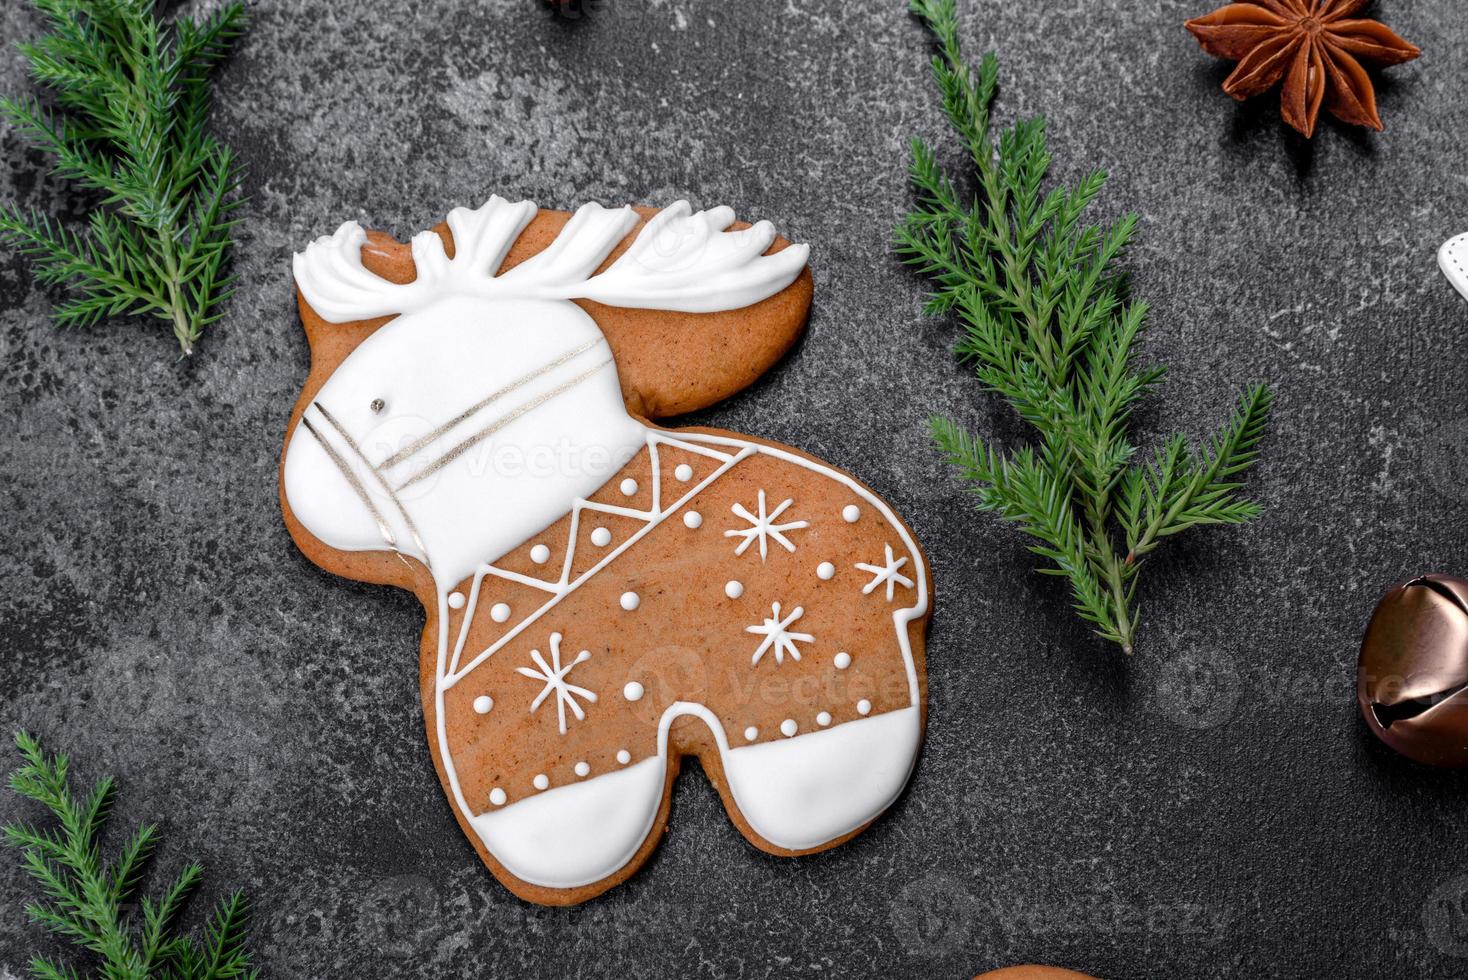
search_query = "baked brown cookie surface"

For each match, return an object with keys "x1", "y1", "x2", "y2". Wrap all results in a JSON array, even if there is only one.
[{"x1": 279, "y1": 197, "x2": 930, "y2": 904}]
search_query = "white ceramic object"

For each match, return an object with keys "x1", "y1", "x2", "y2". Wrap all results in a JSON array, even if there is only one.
[{"x1": 1440, "y1": 232, "x2": 1468, "y2": 302}]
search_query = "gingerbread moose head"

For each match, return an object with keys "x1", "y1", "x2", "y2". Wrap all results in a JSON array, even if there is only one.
[{"x1": 280, "y1": 196, "x2": 931, "y2": 904}]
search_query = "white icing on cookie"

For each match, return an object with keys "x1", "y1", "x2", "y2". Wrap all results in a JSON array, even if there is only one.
[
  {"x1": 433, "y1": 433, "x2": 926, "y2": 886},
  {"x1": 725, "y1": 490, "x2": 807, "y2": 560},
  {"x1": 619, "y1": 591, "x2": 640, "y2": 611},
  {"x1": 286, "y1": 198, "x2": 806, "y2": 591},
  {"x1": 469, "y1": 702, "x2": 919, "y2": 884},
  {"x1": 283, "y1": 301, "x2": 644, "y2": 589},
  {"x1": 515, "y1": 634, "x2": 596, "y2": 735},
  {"x1": 471, "y1": 756, "x2": 662, "y2": 888},
  {"x1": 284, "y1": 201, "x2": 931, "y2": 893},
  {"x1": 445, "y1": 434, "x2": 926, "y2": 889},
  {"x1": 293, "y1": 198, "x2": 809, "y2": 322},
  {"x1": 857, "y1": 544, "x2": 915, "y2": 601},
  {"x1": 746, "y1": 601, "x2": 813, "y2": 666},
  {"x1": 842, "y1": 504, "x2": 861, "y2": 523},
  {"x1": 724, "y1": 580, "x2": 744, "y2": 599},
  {"x1": 816, "y1": 561, "x2": 835, "y2": 580},
  {"x1": 724, "y1": 706, "x2": 919, "y2": 850}
]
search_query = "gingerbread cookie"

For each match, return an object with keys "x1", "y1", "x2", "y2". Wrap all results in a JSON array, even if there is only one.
[
  {"x1": 279, "y1": 197, "x2": 931, "y2": 904},
  {"x1": 974, "y1": 968, "x2": 1099, "y2": 980}
]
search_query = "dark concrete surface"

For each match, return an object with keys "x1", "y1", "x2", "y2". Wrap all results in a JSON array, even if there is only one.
[{"x1": 2, "y1": 0, "x2": 1467, "y2": 977}]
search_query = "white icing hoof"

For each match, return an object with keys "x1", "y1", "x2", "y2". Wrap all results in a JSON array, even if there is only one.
[
  {"x1": 722, "y1": 705, "x2": 920, "y2": 851},
  {"x1": 1441, "y1": 232, "x2": 1468, "y2": 303},
  {"x1": 468, "y1": 757, "x2": 664, "y2": 889}
]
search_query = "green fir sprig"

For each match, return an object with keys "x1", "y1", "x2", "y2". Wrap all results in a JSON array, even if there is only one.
[
  {"x1": 896, "y1": 0, "x2": 1273, "y2": 654},
  {"x1": 0, "y1": 0, "x2": 248, "y2": 356},
  {"x1": 5, "y1": 731, "x2": 258, "y2": 979}
]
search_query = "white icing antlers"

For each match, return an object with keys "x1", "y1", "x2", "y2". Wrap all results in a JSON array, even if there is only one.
[{"x1": 293, "y1": 196, "x2": 811, "y2": 323}]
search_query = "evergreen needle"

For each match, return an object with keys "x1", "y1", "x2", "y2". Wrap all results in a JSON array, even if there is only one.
[
  {"x1": 0, "y1": 0, "x2": 248, "y2": 356},
  {"x1": 898, "y1": 0, "x2": 1274, "y2": 654},
  {"x1": 5, "y1": 731, "x2": 259, "y2": 979}
]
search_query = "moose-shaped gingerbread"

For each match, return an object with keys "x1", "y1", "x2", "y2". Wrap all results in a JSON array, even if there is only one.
[{"x1": 280, "y1": 196, "x2": 930, "y2": 904}]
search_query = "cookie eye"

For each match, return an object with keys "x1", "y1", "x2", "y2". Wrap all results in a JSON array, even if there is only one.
[{"x1": 369, "y1": 398, "x2": 385, "y2": 414}]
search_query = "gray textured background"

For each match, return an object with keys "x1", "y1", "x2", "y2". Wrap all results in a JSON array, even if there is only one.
[{"x1": 2, "y1": 0, "x2": 1466, "y2": 976}]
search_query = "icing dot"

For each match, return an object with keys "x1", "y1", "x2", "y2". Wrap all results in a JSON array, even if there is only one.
[
  {"x1": 744, "y1": 726, "x2": 758, "y2": 742},
  {"x1": 575, "y1": 761, "x2": 591, "y2": 778},
  {"x1": 780, "y1": 719, "x2": 798, "y2": 738},
  {"x1": 724, "y1": 580, "x2": 744, "y2": 599},
  {"x1": 817, "y1": 711, "x2": 832, "y2": 727},
  {"x1": 448, "y1": 591, "x2": 466, "y2": 610},
  {"x1": 590, "y1": 526, "x2": 612, "y2": 547},
  {"x1": 857, "y1": 699, "x2": 872, "y2": 716},
  {"x1": 834, "y1": 651, "x2": 852, "y2": 670},
  {"x1": 816, "y1": 561, "x2": 835, "y2": 581},
  {"x1": 530, "y1": 544, "x2": 550, "y2": 564},
  {"x1": 674, "y1": 463, "x2": 694, "y2": 482},
  {"x1": 843, "y1": 504, "x2": 861, "y2": 523},
  {"x1": 620, "y1": 591, "x2": 641, "y2": 611},
  {"x1": 683, "y1": 511, "x2": 703, "y2": 529},
  {"x1": 623, "y1": 681, "x2": 645, "y2": 702},
  {"x1": 489, "y1": 788, "x2": 507, "y2": 807},
  {"x1": 620, "y1": 477, "x2": 639, "y2": 496},
  {"x1": 472, "y1": 695, "x2": 493, "y2": 715},
  {"x1": 490, "y1": 602, "x2": 511, "y2": 623},
  {"x1": 616, "y1": 749, "x2": 631, "y2": 765},
  {"x1": 533, "y1": 773, "x2": 550, "y2": 791}
]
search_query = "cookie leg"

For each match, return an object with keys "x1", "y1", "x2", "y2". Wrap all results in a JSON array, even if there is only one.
[
  {"x1": 465, "y1": 755, "x2": 667, "y2": 890},
  {"x1": 719, "y1": 704, "x2": 921, "y2": 851}
]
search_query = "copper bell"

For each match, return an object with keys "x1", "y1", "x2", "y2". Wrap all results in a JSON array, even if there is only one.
[{"x1": 1358, "y1": 574, "x2": 1468, "y2": 767}]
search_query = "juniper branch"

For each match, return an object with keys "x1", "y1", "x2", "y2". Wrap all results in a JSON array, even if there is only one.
[
  {"x1": 898, "y1": 0, "x2": 1273, "y2": 653},
  {"x1": 5, "y1": 731, "x2": 259, "y2": 980},
  {"x1": 1, "y1": 0, "x2": 248, "y2": 355}
]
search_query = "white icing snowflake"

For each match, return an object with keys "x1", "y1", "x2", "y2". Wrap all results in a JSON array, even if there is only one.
[
  {"x1": 725, "y1": 490, "x2": 809, "y2": 561},
  {"x1": 516, "y1": 632, "x2": 598, "y2": 734},
  {"x1": 856, "y1": 544, "x2": 915, "y2": 602},
  {"x1": 745, "y1": 601, "x2": 814, "y2": 667}
]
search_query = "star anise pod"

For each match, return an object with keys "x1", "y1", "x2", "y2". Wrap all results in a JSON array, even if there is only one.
[{"x1": 1185, "y1": 0, "x2": 1420, "y2": 137}]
